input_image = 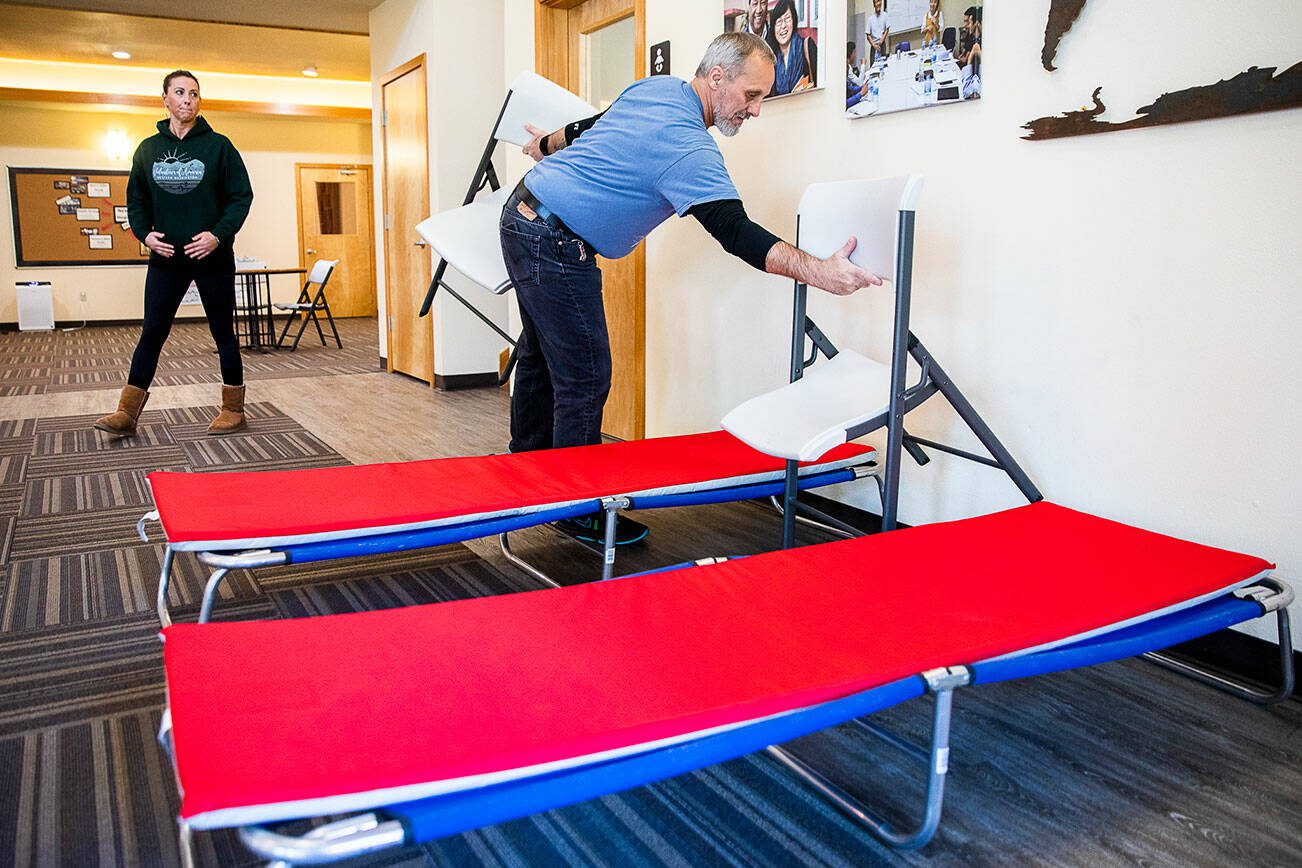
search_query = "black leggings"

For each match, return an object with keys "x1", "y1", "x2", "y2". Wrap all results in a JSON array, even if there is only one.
[{"x1": 127, "y1": 265, "x2": 243, "y2": 389}]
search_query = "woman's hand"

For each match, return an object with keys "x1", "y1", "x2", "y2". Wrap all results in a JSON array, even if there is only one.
[
  {"x1": 145, "y1": 231, "x2": 174, "y2": 257},
  {"x1": 184, "y1": 231, "x2": 220, "y2": 259}
]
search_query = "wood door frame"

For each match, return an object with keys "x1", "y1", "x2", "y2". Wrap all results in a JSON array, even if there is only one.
[
  {"x1": 294, "y1": 162, "x2": 377, "y2": 307},
  {"x1": 536, "y1": 0, "x2": 646, "y2": 86},
  {"x1": 534, "y1": 0, "x2": 647, "y2": 440},
  {"x1": 378, "y1": 53, "x2": 431, "y2": 376}
]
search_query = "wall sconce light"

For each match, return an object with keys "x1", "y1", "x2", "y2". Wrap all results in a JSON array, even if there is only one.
[
  {"x1": 102, "y1": 129, "x2": 131, "y2": 162},
  {"x1": 302, "y1": 65, "x2": 319, "y2": 77}
]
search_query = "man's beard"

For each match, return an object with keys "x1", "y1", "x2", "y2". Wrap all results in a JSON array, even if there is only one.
[{"x1": 714, "y1": 98, "x2": 744, "y2": 137}]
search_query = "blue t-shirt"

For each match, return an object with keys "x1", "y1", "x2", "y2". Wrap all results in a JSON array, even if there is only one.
[{"x1": 523, "y1": 76, "x2": 739, "y2": 258}]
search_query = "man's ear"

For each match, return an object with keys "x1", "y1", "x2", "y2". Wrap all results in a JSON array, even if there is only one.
[{"x1": 709, "y1": 65, "x2": 726, "y2": 88}]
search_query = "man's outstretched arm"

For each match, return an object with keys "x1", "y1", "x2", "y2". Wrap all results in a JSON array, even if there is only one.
[{"x1": 690, "y1": 199, "x2": 882, "y2": 296}]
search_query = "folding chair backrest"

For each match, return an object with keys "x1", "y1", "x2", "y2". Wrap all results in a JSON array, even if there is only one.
[
  {"x1": 795, "y1": 175, "x2": 924, "y2": 287},
  {"x1": 415, "y1": 188, "x2": 512, "y2": 294},
  {"x1": 494, "y1": 71, "x2": 598, "y2": 147},
  {"x1": 308, "y1": 259, "x2": 338, "y2": 286}
]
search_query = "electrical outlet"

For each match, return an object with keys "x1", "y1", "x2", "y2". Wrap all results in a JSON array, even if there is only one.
[{"x1": 79, "y1": 291, "x2": 88, "y2": 302}]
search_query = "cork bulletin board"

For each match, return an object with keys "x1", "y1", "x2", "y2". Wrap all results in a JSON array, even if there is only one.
[{"x1": 8, "y1": 166, "x2": 149, "y2": 267}]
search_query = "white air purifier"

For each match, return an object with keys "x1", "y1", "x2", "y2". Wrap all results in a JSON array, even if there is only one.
[{"x1": 15, "y1": 281, "x2": 55, "y2": 331}]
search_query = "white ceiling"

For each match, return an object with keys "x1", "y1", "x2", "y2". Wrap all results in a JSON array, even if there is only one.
[
  {"x1": 9, "y1": 0, "x2": 382, "y2": 34},
  {"x1": 0, "y1": 3, "x2": 372, "y2": 80}
]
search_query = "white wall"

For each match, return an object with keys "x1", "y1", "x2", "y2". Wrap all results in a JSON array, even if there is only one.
[
  {"x1": 0, "y1": 103, "x2": 371, "y2": 323},
  {"x1": 504, "y1": 0, "x2": 1302, "y2": 640},
  {"x1": 370, "y1": 0, "x2": 511, "y2": 375}
]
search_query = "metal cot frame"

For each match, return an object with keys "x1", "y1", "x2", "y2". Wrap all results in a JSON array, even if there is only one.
[
  {"x1": 142, "y1": 453, "x2": 877, "y2": 627},
  {"x1": 157, "y1": 568, "x2": 1293, "y2": 865}
]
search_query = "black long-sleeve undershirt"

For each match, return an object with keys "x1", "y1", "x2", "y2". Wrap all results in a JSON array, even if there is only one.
[{"x1": 688, "y1": 199, "x2": 781, "y2": 271}]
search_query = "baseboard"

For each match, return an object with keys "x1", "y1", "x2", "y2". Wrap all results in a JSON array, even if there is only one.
[
  {"x1": 2, "y1": 314, "x2": 298, "y2": 332},
  {"x1": 433, "y1": 372, "x2": 499, "y2": 391}
]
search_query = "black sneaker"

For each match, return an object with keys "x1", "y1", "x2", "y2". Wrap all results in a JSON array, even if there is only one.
[{"x1": 553, "y1": 511, "x2": 649, "y2": 546}]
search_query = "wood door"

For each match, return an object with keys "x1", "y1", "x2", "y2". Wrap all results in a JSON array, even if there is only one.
[
  {"x1": 537, "y1": 0, "x2": 646, "y2": 441},
  {"x1": 296, "y1": 164, "x2": 376, "y2": 317},
  {"x1": 380, "y1": 57, "x2": 433, "y2": 382}
]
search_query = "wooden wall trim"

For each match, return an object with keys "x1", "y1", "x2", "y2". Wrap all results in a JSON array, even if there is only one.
[
  {"x1": 0, "y1": 86, "x2": 369, "y2": 120},
  {"x1": 379, "y1": 53, "x2": 427, "y2": 87}
]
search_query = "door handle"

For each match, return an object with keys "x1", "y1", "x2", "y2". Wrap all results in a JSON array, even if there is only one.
[
  {"x1": 414, "y1": 240, "x2": 428, "y2": 248},
  {"x1": 305, "y1": 248, "x2": 316, "y2": 255}
]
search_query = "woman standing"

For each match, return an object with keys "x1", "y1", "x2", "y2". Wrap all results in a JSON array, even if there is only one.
[
  {"x1": 766, "y1": 0, "x2": 818, "y2": 97},
  {"x1": 95, "y1": 69, "x2": 253, "y2": 437}
]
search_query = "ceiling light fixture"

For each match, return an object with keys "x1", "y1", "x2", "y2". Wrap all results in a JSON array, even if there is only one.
[
  {"x1": 111, "y1": 50, "x2": 131, "y2": 60},
  {"x1": 302, "y1": 66, "x2": 319, "y2": 77}
]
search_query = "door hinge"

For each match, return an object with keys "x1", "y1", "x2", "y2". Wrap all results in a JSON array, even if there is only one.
[
  {"x1": 381, "y1": 109, "x2": 387, "y2": 127},
  {"x1": 388, "y1": 315, "x2": 393, "y2": 329},
  {"x1": 384, "y1": 213, "x2": 389, "y2": 231}
]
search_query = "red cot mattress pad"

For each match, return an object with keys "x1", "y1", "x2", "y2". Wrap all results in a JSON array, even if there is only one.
[
  {"x1": 147, "y1": 430, "x2": 874, "y2": 548},
  {"x1": 163, "y1": 502, "x2": 1272, "y2": 828}
]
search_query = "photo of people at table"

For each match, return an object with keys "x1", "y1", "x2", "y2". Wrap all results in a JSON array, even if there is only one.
[
  {"x1": 846, "y1": 1, "x2": 983, "y2": 119},
  {"x1": 723, "y1": 0, "x2": 823, "y2": 99}
]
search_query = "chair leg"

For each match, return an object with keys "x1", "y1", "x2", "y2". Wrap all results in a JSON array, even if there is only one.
[
  {"x1": 289, "y1": 308, "x2": 312, "y2": 351},
  {"x1": 309, "y1": 301, "x2": 327, "y2": 346},
  {"x1": 320, "y1": 298, "x2": 343, "y2": 348}
]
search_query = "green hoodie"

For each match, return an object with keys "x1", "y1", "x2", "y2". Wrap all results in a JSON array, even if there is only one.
[{"x1": 126, "y1": 116, "x2": 254, "y2": 265}]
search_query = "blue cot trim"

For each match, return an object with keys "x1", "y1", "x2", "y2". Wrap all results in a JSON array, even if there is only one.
[
  {"x1": 386, "y1": 676, "x2": 924, "y2": 844},
  {"x1": 280, "y1": 501, "x2": 600, "y2": 565},
  {"x1": 630, "y1": 467, "x2": 856, "y2": 510},
  {"x1": 274, "y1": 468, "x2": 856, "y2": 565},
  {"x1": 969, "y1": 595, "x2": 1262, "y2": 685},
  {"x1": 379, "y1": 591, "x2": 1265, "y2": 845}
]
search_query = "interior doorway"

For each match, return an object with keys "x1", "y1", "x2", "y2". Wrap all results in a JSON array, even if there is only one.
[
  {"x1": 380, "y1": 55, "x2": 433, "y2": 382},
  {"x1": 536, "y1": 0, "x2": 647, "y2": 442},
  {"x1": 295, "y1": 163, "x2": 376, "y2": 317}
]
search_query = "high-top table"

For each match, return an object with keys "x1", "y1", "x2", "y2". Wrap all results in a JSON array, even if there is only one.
[{"x1": 235, "y1": 267, "x2": 307, "y2": 351}]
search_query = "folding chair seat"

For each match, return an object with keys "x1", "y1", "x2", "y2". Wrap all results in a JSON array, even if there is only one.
[{"x1": 275, "y1": 259, "x2": 342, "y2": 350}]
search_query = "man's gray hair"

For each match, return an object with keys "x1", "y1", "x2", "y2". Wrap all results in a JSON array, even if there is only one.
[{"x1": 695, "y1": 31, "x2": 775, "y2": 78}]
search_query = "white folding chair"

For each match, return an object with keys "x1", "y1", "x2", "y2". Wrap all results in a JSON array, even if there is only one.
[
  {"x1": 274, "y1": 259, "x2": 342, "y2": 350},
  {"x1": 414, "y1": 72, "x2": 597, "y2": 383}
]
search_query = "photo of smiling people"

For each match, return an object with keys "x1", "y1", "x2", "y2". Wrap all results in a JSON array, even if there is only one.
[
  {"x1": 724, "y1": 0, "x2": 823, "y2": 99},
  {"x1": 846, "y1": 1, "x2": 984, "y2": 119}
]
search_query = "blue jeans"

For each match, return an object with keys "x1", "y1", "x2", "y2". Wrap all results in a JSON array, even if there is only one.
[{"x1": 499, "y1": 189, "x2": 611, "y2": 452}]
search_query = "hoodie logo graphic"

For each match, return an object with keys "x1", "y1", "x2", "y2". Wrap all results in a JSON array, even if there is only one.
[{"x1": 153, "y1": 148, "x2": 205, "y2": 194}]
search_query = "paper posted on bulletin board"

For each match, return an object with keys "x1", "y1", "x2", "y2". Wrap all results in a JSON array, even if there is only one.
[{"x1": 8, "y1": 166, "x2": 150, "y2": 267}]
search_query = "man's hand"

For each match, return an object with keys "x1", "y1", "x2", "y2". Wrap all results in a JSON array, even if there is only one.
[
  {"x1": 765, "y1": 237, "x2": 883, "y2": 297},
  {"x1": 815, "y1": 237, "x2": 882, "y2": 296},
  {"x1": 145, "y1": 231, "x2": 174, "y2": 257},
  {"x1": 523, "y1": 124, "x2": 550, "y2": 162},
  {"x1": 184, "y1": 231, "x2": 220, "y2": 260}
]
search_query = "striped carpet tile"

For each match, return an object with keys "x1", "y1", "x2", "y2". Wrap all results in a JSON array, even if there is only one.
[{"x1": 0, "y1": 319, "x2": 381, "y2": 395}]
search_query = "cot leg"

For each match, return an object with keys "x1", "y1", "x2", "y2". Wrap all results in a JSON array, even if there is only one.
[
  {"x1": 601, "y1": 500, "x2": 620, "y2": 581},
  {"x1": 1144, "y1": 580, "x2": 1294, "y2": 704},
  {"x1": 766, "y1": 666, "x2": 969, "y2": 850},
  {"x1": 177, "y1": 819, "x2": 196, "y2": 868},
  {"x1": 598, "y1": 496, "x2": 631, "y2": 581},
  {"x1": 498, "y1": 533, "x2": 561, "y2": 588},
  {"x1": 156, "y1": 547, "x2": 176, "y2": 630},
  {"x1": 198, "y1": 568, "x2": 230, "y2": 624}
]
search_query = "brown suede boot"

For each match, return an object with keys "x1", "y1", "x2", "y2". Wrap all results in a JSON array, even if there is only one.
[
  {"x1": 93, "y1": 385, "x2": 149, "y2": 437},
  {"x1": 207, "y1": 384, "x2": 247, "y2": 435}
]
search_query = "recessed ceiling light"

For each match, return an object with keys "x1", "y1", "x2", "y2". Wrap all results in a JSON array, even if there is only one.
[
  {"x1": 302, "y1": 66, "x2": 319, "y2": 77},
  {"x1": 111, "y1": 50, "x2": 131, "y2": 60}
]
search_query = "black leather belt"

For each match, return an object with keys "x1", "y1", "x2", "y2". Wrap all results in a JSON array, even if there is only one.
[{"x1": 513, "y1": 181, "x2": 567, "y2": 231}]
